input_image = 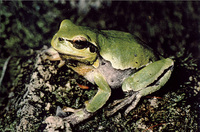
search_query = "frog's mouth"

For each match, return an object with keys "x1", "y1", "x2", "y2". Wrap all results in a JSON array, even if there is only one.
[{"x1": 58, "y1": 52, "x2": 85, "y2": 59}]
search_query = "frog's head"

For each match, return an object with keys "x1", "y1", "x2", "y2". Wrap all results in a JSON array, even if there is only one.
[{"x1": 51, "y1": 19, "x2": 98, "y2": 64}]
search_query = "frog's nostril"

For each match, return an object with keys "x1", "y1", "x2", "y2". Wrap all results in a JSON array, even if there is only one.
[{"x1": 58, "y1": 37, "x2": 64, "y2": 41}]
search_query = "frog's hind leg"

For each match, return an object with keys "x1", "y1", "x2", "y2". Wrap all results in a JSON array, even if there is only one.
[{"x1": 106, "y1": 58, "x2": 174, "y2": 117}]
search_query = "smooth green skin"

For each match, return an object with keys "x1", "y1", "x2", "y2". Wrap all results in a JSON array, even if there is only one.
[{"x1": 51, "y1": 19, "x2": 174, "y2": 114}]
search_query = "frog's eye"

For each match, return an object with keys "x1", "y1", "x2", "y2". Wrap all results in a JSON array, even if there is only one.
[{"x1": 72, "y1": 37, "x2": 89, "y2": 49}]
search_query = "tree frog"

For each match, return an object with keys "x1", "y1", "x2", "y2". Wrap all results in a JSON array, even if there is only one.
[{"x1": 45, "y1": 19, "x2": 174, "y2": 125}]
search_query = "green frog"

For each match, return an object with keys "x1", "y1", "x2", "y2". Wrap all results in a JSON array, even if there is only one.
[{"x1": 45, "y1": 19, "x2": 174, "y2": 125}]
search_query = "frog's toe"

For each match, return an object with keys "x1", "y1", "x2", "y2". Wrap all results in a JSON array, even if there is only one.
[
  {"x1": 56, "y1": 107, "x2": 95, "y2": 125},
  {"x1": 63, "y1": 108, "x2": 94, "y2": 125},
  {"x1": 56, "y1": 106, "x2": 68, "y2": 117},
  {"x1": 42, "y1": 47, "x2": 60, "y2": 60},
  {"x1": 105, "y1": 92, "x2": 138, "y2": 117},
  {"x1": 124, "y1": 94, "x2": 142, "y2": 116},
  {"x1": 56, "y1": 106, "x2": 79, "y2": 118},
  {"x1": 110, "y1": 98, "x2": 127, "y2": 107}
]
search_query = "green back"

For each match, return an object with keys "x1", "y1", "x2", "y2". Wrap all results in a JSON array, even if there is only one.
[{"x1": 98, "y1": 30, "x2": 159, "y2": 70}]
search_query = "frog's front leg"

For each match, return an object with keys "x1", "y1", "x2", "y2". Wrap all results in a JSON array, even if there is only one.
[
  {"x1": 42, "y1": 47, "x2": 65, "y2": 67},
  {"x1": 106, "y1": 58, "x2": 174, "y2": 116},
  {"x1": 63, "y1": 72, "x2": 111, "y2": 125}
]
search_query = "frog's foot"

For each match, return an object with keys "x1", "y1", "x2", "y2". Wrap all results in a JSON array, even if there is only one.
[
  {"x1": 109, "y1": 98, "x2": 128, "y2": 107},
  {"x1": 105, "y1": 92, "x2": 141, "y2": 117},
  {"x1": 41, "y1": 47, "x2": 65, "y2": 68},
  {"x1": 124, "y1": 94, "x2": 142, "y2": 116},
  {"x1": 63, "y1": 108, "x2": 95, "y2": 125},
  {"x1": 56, "y1": 106, "x2": 95, "y2": 126}
]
